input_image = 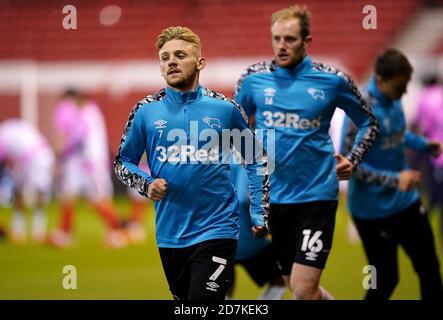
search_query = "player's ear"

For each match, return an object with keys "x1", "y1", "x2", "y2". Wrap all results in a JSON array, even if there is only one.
[
  {"x1": 197, "y1": 57, "x2": 206, "y2": 71},
  {"x1": 375, "y1": 75, "x2": 384, "y2": 88},
  {"x1": 304, "y1": 35, "x2": 312, "y2": 49}
]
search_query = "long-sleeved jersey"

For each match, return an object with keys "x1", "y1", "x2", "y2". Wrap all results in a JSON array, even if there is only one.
[
  {"x1": 114, "y1": 85, "x2": 269, "y2": 248},
  {"x1": 342, "y1": 76, "x2": 430, "y2": 220},
  {"x1": 234, "y1": 56, "x2": 378, "y2": 204}
]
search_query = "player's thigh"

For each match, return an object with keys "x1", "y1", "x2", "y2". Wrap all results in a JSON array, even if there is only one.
[
  {"x1": 188, "y1": 239, "x2": 236, "y2": 300},
  {"x1": 290, "y1": 262, "x2": 322, "y2": 290}
]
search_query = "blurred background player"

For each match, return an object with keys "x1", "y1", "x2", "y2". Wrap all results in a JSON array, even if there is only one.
[
  {"x1": 0, "y1": 119, "x2": 55, "y2": 244},
  {"x1": 226, "y1": 154, "x2": 285, "y2": 300},
  {"x1": 234, "y1": 5, "x2": 378, "y2": 300},
  {"x1": 49, "y1": 89, "x2": 127, "y2": 248},
  {"x1": 414, "y1": 73, "x2": 443, "y2": 247},
  {"x1": 341, "y1": 48, "x2": 443, "y2": 300}
]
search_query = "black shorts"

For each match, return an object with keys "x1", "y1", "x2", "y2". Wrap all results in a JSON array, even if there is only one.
[
  {"x1": 237, "y1": 244, "x2": 282, "y2": 287},
  {"x1": 268, "y1": 201, "x2": 338, "y2": 274},
  {"x1": 158, "y1": 238, "x2": 236, "y2": 300}
]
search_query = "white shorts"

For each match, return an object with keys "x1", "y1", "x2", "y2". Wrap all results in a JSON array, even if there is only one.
[
  {"x1": 12, "y1": 149, "x2": 55, "y2": 204},
  {"x1": 60, "y1": 155, "x2": 113, "y2": 202}
]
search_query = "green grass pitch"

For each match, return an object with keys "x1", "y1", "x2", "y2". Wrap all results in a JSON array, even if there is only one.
[{"x1": 0, "y1": 196, "x2": 442, "y2": 300}]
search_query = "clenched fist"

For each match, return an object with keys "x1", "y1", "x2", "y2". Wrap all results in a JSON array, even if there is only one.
[
  {"x1": 147, "y1": 178, "x2": 168, "y2": 201},
  {"x1": 398, "y1": 170, "x2": 420, "y2": 192},
  {"x1": 334, "y1": 154, "x2": 354, "y2": 181},
  {"x1": 252, "y1": 225, "x2": 268, "y2": 238}
]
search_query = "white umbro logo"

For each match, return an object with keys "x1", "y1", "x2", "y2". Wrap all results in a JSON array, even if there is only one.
[
  {"x1": 264, "y1": 87, "x2": 276, "y2": 105},
  {"x1": 305, "y1": 251, "x2": 319, "y2": 261},
  {"x1": 301, "y1": 229, "x2": 323, "y2": 262},
  {"x1": 206, "y1": 281, "x2": 219, "y2": 292},
  {"x1": 154, "y1": 119, "x2": 167, "y2": 129},
  {"x1": 207, "y1": 282, "x2": 219, "y2": 289},
  {"x1": 307, "y1": 88, "x2": 325, "y2": 100}
]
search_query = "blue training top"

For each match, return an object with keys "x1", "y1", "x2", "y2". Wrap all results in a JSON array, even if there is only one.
[
  {"x1": 341, "y1": 76, "x2": 429, "y2": 219},
  {"x1": 114, "y1": 85, "x2": 269, "y2": 248},
  {"x1": 234, "y1": 55, "x2": 379, "y2": 204}
]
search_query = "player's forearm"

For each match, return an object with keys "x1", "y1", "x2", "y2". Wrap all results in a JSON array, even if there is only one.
[
  {"x1": 346, "y1": 115, "x2": 379, "y2": 168},
  {"x1": 353, "y1": 163, "x2": 399, "y2": 188},
  {"x1": 245, "y1": 160, "x2": 269, "y2": 229},
  {"x1": 336, "y1": 74, "x2": 379, "y2": 167},
  {"x1": 341, "y1": 118, "x2": 358, "y2": 156},
  {"x1": 113, "y1": 154, "x2": 153, "y2": 198}
]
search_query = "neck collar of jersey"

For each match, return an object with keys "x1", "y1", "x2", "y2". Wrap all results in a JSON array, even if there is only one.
[
  {"x1": 275, "y1": 55, "x2": 312, "y2": 78},
  {"x1": 165, "y1": 84, "x2": 203, "y2": 105},
  {"x1": 368, "y1": 75, "x2": 392, "y2": 106}
]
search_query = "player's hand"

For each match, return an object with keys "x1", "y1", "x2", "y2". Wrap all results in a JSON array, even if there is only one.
[
  {"x1": 334, "y1": 154, "x2": 354, "y2": 180},
  {"x1": 147, "y1": 178, "x2": 168, "y2": 201},
  {"x1": 427, "y1": 141, "x2": 442, "y2": 158},
  {"x1": 398, "y1": 170, "x2": 420, "y2": 192},
  {"x1": 252, "y1": 225, "x2": 268, "y2": 238}
]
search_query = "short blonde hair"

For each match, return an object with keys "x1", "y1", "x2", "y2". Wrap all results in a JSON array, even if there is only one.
[
  {"x1": 271, "y1": 5, "x2": 311, "y2": 39},
  {"x1": 155, "y1": 26, "x2": 201, "y2": 56}
]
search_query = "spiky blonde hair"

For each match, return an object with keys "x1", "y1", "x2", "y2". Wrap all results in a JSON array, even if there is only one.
[{"x1": 156, "y1": 26, "x2": 201, "y2": 57}]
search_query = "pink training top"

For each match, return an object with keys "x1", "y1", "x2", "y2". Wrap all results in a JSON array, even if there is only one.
[
  {"x1": 53, "y1": 97, "x2": 111, "y2": 171},
  {"x1": 416, "y1": 85, "x2": 443, "y2": 166},
  {"x1": 53, "y1": 98, "x2": 88, "y2": 157}
]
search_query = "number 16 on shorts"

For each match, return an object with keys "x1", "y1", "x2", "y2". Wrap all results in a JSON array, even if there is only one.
[{"x1": 301, "y1": 229, "x2": 323, "y2": 261}]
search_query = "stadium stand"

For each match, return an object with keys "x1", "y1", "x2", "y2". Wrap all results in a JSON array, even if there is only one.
[{"x1": 0, "y1": 0, "x2": 427, "y2": 152}]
